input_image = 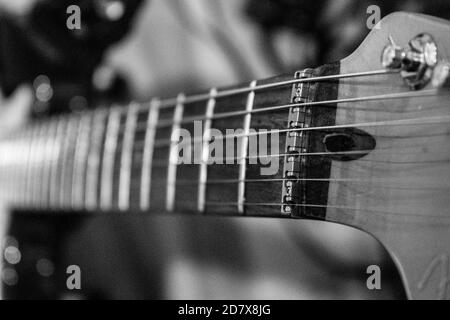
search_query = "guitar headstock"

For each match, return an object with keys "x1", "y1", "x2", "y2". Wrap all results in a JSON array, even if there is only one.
[
  {"x1": 343, "y1": 12, "x2": 450, "y2": 91},
  {"x1": 326, "y1": 12, "x2": 450, "y2": 300}
]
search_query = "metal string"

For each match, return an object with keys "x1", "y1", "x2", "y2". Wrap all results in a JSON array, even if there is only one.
[{"x1": 146, "y1": 69, "x2": 399, "y2": 110}]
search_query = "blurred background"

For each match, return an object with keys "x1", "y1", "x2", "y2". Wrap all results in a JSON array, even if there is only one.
[{"x1": 1, "y1": 0, "x2": 450, "y2": 299}]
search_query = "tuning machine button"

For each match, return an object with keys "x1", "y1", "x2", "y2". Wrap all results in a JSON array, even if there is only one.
[{"x1": 382, "y1": 34, "x2": 438, "y2": 90}]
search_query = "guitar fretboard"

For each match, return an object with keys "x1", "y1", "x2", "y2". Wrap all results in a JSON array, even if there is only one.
[{"x1": 0, "y1": 63, "x2": 340, "y2": 219}]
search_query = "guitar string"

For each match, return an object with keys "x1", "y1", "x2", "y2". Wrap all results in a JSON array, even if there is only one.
[
  {"x1": 141, "y1": 69, "x2": 399, "y2": 110},
  {"x1": 131, "y1": 177, "x2": 450, "y2": 191},
  {"x1": 13, "y1": 91, "x2": 450, "y2": 168},
  {"x1": 200, "y1": 202, "x2": 450, "y2": 219},
  {"x1": 126, "y1": 104, "x2": 450, "y2": 151},
  {"x1": 147, "y1": 150, "x2": 380, "y2": 167},
  {"x1": 11, "y1": 198, "x2": 450, "y2": 220},
  {"x1": 30, "y1": 68, "x2": 399, "y2": 139},
  {"x1": 137, "y1": 144, "x2": 448, "y2": 168},
  {"x1": 136, "y1": 74, "x2": 424, "y2": 132},
  {"x1": 12, "y1": 69, "x2": 399, "y2": 139},
  {"x1": 16, "y1": 69, "x2": 425, "y2": 141},
  {"x1": 16, "y1": 87, "x2": 447, "y2": 150},
  {"x1": 88, "y1": 199, "x2": 448, "y2": 220},
  {"x1": 130, "y1": 89, "x2": 446, "y2": 151}
]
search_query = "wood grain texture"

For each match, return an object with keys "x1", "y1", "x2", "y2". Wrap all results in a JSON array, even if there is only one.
[{"x1": 326, "y1": 12, "x2": 450, "y2": 300}]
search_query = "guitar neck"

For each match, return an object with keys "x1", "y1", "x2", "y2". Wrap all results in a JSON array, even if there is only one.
[{"x1": 0, "y1": 62, "x2": 340, "y2": 219}]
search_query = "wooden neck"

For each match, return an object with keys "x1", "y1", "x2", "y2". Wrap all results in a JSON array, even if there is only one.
[{"x1": 0, "y1": 62, "x2": 340, "y2": 219}]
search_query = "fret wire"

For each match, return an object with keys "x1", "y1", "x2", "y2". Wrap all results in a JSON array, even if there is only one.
[
  {"x1": 71, "y1": 113, "x2": 92, "y2": 210},
  {"x1": 8, "y1": 135, "x2": 17, "y2": 205},
  {"x1": 10, "y1": 135, "x2": 20, "y2": 206},
  {"x1": 19, "y1": 135, "x2": 26, "y2": 205},
  {"x1": 38, "y1": 124, "x2": 51, "y2": 208},
  {"x1": 238, "y1": 80, "x2": 256, "y2": 214},
  {"x1": 118, "y1": 103, "x2": 139, "y2": 211},
  {"x1": 40, "y1": 119, "x2": 56, "y2": 208},
  {"x1": 40, "y1": 121, "x2": 51, "y2": 207},
  {"x1": 198, "y1": 88, "x2": 217, "y2": 213},
  {"x1": 24, "y1": 126, "x2": 34, "y2": 205},
  {"x1": 7, "y1": 137, "x2": 14, "y2": 205},
  {"x1": 60, "y1": 115, "x2": 81, "y2": 209},
  {"x1": 11, "y1": 138, "x2": 18, "y2": 203},
  {"x1": 140, "y1": 99, "x2": 160, "y2": 211},
  {"x1": 85, "y1": 109, "x2": 108, "y2": 210},
  {"x1": 49, "y1": 117, "x2": 66, "y2": 208},
  {"x1": 35, "y1": 124, "x2": 47, "y2": 206},
  {"x1": 8, "y1": 135, "x2": 18, "y2": 203},
  {"x1": 166, "y1": 94, "x2": 185, "y2": 212},
  {"x1": 7, "y1": 136, "x2": 16, "y2": 205},
  {"x1": 19, "y1": 137, "x2": 26, "y2": 205},
  {"x1": 32, "y1": 124, "x2": 45, "y2": 207},
  {"x1": 8, "y1": 138, "x2": 15, "y2": 202},
  {"x1": 6, "y1": 137, "x2": 14, "y2": 203},
  {"x1": 100, "y1": 107, "x2": 122, "y2": 210},
  {"x1": 54, "y1": 119, "x2": 66, "y2": 208}
]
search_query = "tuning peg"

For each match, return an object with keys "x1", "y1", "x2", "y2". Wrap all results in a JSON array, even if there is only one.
[
  {"x1": 381, "y1": 34, "x2": 438, "y2": 90},
  {"x1": 382, "y1": 36, "x2": 405, "y2": 69}
]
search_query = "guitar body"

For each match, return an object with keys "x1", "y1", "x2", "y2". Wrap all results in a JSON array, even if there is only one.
[{"x1": 327, "y1": 12, "x2": 450, "y2": 299}]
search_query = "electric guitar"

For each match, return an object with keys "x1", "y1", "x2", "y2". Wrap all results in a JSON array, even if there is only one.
[{"x1": 1, "y1": 12, "x2": 450, "y2": 300}]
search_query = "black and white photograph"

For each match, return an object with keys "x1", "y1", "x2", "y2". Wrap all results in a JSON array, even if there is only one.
[{"x1": 0, "y1": 0, "x2": 449, "y2": 304}]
